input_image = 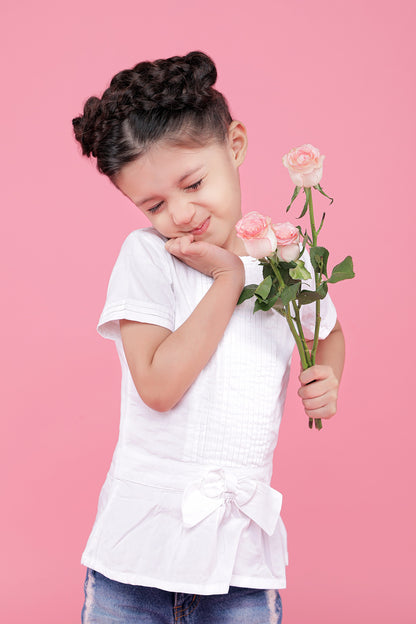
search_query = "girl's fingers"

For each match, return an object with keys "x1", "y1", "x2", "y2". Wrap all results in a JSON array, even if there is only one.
[
  {"x1": 299, "y1": 364, "x2": 332, "y2": 385},
  {"x1": 301, "y1": 391, "x2": 335, "y2": 411},
  {"x1": 297, "y1": 378, "x2": 337, "y2": 400},
  {"x1": 165, "y1": 234, "x2": 190, "y2": 249},
  {"x1": 304, "y1": 401, "x2": 337, "y2": 420},
  {"x1": 165, "y1": 235, "x2": 205, "y2": 257}
]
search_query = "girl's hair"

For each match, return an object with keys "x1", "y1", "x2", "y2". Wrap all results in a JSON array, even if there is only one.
[{"x1": 72, "y1": 50, "x2": 233, "y2": 178}]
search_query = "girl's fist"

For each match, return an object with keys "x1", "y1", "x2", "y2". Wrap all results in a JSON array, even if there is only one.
[{"x1": 297, "y1": 364, "x2": 339, "y2": 421}]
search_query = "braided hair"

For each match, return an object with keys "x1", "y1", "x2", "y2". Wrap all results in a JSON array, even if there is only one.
[{"x1": 72, "y1": 51, "x2": 234, "y2": 178}]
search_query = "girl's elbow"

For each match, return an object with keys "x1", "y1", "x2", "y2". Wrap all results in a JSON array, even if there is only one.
[
  {"x1": 136, "y1": 381, "x2": 178, "y2": 413},
  {"x1": 128, "y1": 366, "x2": 181, "y2": 412},
  {"x1": 145, "y1": 395, "x2": 174, "y2": 413}
]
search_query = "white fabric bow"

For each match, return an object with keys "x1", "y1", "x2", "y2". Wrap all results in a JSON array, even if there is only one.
[{"x1": 181, "y1": 468, "x2": 282, "y2": 536}]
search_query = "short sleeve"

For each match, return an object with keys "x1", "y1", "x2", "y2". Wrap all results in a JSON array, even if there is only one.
[
  {"x1": 97, "y1": 228, "x2": 175, "y2": 341},
  {"x1": 298, "y1": 248, "x2": 337, "y2": 340}
]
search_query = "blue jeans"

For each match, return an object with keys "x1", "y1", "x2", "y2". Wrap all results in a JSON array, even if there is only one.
[{"x1": 81, "y1": 568, "x2": 282, "y2": 623}]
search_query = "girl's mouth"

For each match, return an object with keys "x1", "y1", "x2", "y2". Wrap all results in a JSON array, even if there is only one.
[{"x1": 191, "y1": 217, "x2": 210, "y2": 235}]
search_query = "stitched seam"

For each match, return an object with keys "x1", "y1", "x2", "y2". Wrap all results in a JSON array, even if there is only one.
[
  {"x1": 185, "y1": 595, "x2": 201, "y2": 616},
  {"x1": 173, "y1": 594, "x2": 197, "y2": 612},
  {"x1": 174, "y1": 594, "x2": 200, "y2": 618}
]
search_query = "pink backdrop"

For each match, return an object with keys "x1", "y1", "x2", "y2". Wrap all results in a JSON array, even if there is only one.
[{"x1": 2, "y1": 0, "x2": 415, "y2": 622}]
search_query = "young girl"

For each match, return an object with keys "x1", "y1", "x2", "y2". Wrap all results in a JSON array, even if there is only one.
[{"x1": 73, "y1": 50, "x2": 344, "y2": 623}]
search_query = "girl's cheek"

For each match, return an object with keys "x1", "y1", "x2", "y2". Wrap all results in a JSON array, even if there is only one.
[{"x1": 152, "y1": 214, "x2": 174, "y2": 237}]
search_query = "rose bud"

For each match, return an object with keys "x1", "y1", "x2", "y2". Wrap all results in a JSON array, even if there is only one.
[
  {"x1": 235, "y1": 211, "x2": 277, "y2": 259},
  {"x1": 282, "y1": 144, "x2": 325, "y2": 188},
  {"x1": 272, "y1": 222, "x2": 300, "y2": 262}
]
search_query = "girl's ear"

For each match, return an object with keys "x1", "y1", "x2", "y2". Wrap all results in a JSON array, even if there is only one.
[{"x1": 227, "y1": 120, "x2": 248, "y2": 167}]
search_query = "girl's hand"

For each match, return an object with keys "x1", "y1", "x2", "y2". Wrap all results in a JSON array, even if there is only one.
[
  {"x1": 165, "y1": 234, "x2": 244, "y2": 284},
  {"x1": 297, "y1": 364, "x2": 339, "y2": 421},
  {"x1": 121, "y1": 234, "x2": 246, "y2": 412}
]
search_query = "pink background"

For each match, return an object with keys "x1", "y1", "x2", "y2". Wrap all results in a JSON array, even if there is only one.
[{"x1": 2, "y1": 0, "x2": 415, "y2": 622}]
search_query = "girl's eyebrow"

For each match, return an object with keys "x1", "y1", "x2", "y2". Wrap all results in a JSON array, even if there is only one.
[{"x1": 136, "y1": 166, "x2": 204, "y2": 206}]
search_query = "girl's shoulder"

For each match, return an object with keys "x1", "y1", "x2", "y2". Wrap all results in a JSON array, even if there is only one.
[
  {"x1": 119, "y1": 227, "x2": 171, "y2": 265},
  {"x1": 122, "y1": 226, "x2": 168, "y2": 250}
]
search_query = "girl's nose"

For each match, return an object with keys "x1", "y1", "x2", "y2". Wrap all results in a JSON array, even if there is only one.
[{"x1": 170, "y1": 201, "x2": 196, "y2": 226}]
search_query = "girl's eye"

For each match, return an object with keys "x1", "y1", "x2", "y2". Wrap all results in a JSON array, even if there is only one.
[
  {"x1": 148, "y1": 202, "x2": 163, "y2": 214},
  {"x1": 147, "y1": 179, "x2": 203, "y2": 214},
  {"x1": 186, "y1": 178, "x2": 203, "y2": 191}
]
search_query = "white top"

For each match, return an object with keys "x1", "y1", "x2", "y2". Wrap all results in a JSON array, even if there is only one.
[{"x1": 81, "y1": 227, "x2": 337, "y2": 595}]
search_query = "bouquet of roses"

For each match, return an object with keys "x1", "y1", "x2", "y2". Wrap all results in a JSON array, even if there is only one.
[{"x1": 235, "y1": 144, "x2": 354, "y2": 430}]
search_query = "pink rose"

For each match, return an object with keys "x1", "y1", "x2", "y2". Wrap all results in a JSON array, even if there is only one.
[
  {"x1": 282, "y1": 144, "x2": 325, "y2": 188},
  {"x1": 235, "y1": 211, "x2": 277, "y2": 259},
  {"x1": 272, "y1": 222, "x2": 300, "y2": 262}
]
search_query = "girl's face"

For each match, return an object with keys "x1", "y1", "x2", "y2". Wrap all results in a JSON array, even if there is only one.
[{"x1": 114, "y1": 121, "x2": 248, "y2": 255}]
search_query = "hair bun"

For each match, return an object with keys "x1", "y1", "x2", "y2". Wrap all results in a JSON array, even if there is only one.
[
  {"x1": 165, "y1": 50, "x2": 217, "y2": 109},
  {"x1": 176, "y1": 50, "x2": 217, "y2": 96},
  {"x1": 72, "y1": 96, "x2": 103, "y2": 157},
  {"x1": 106, "y1": 50, "x2": 218, "y2": 113}
]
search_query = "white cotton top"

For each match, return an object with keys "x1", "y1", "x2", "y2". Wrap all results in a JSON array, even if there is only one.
[{"x1": 81, "y1": 227, "x2": 337, "y2": 595}]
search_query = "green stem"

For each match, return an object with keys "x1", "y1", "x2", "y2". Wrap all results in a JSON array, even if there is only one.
[
  {"x1": 285, "y1": 303, "x2": 309, "y2": 370},
  {"x1": 292, "y1": 300, "x2": 312, "y2": 368},
  {"x1": 270, "y1": 257, "x2": 310, "y2": 369},
  {"x1": 305, "y1": 187, "x2": 317, "y2": 247},
  {"x1": 311, "y1": 298, "x2": 321, "y2": 365},
  {"x1": 305, "y1": 186, "x2": 322, "y2": 431},
  {"x1": 269, "y1": 256, "x2": 285, "y2": 291}
]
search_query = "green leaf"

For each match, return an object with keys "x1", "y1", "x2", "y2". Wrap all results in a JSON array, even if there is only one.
[
  {"x1": 253, "y1": 293, "x2": 281, "y2": 312},
  {"x1": 254, "y1": 275, "x2": 273, "y2": 300},
  {"x1": 275, "y1": 264, "x2": 298, "y2": 287},
  {"x1": 272, "y1": 298, "x2": 286, "y2": 317},
  {"x1": 316, "y1": 212, "x2": 326, "y2": 236},
  {"x1": 289, "y1": 260, "x2": 312, "y2": 281},
  {"x1": 286, "y1": 186, "x2": 302, "y2": 212},
  {"x1": 237, "y1": 284, "x2": 258, "y2": 305},
  {"x1": 262, "y1": 263, "x2": 274, "y2": 280},
  {"x1": 278, "y1": 260, "x2": 297, "y2": 270},
  {"x1": 310, "y1": 246, "x2": 329, "y2": 278},
  {"x1": 317, "y1": 282, "x2": 328, "y2": 299},
  {"x1": 327, "y1": 256, "x2": 355, "y2": 283},
  {"x1": 297, "y1": 289, "x2": 322, "y2": 304},
  {"x1": 298, "y1": 241, "x2": 308, "y2": 259},
  {"x1": 297, "y1": 226, "x2": 309, "y2": 249},
  {"x1": 313, "y1": 183, "x2": 334, "y2": 205},
  {"x1": 272, "y1": 297, "x2": 285, "y2": 311},
  {"x1": 280, "y1": 282, "x2": 300, "y2": 305},
  {"x1": 297, "y1": 195, "x2": 309, "y2": 219}
]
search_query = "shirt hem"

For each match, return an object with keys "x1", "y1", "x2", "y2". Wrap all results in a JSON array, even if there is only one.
[{"x1": 81, "y1": 556, "x2": 286, "y2": 595}]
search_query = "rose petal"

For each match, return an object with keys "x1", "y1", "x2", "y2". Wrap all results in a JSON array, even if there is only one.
[
  {"x1": 276, "y1": 243, "x2": 300, "y2": 262},
  {"x1": 235, "y1": 211, "x2": 271, "y2": 239},
  {"x1": 272, "y1": 222, "x2": 300, "y2": 246},
  {"x1": 243, "y1": 233, "x2": 276, "y2": 259},
  {"x1": 288, "y1": 170, "x2": 304, "y2": 187},
  {"x1": 301, "y1": 167, "x2": 323, "y2": 188}
]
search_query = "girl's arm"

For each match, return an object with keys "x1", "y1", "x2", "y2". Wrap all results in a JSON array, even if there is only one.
[
  {"x1": 297, "y1": 319, "x2": 345, "y2": 421},
  {"x1": 120, "y1": 235, "x2": 245, "y2": 412}
]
